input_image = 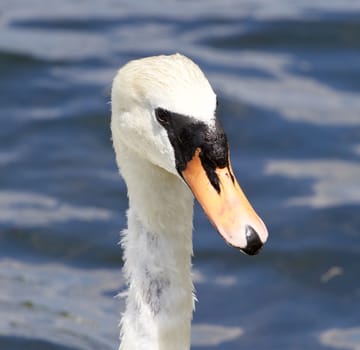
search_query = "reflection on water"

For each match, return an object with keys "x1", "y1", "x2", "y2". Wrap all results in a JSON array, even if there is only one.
[
  {"x1": 0, "y1": 260, "x2": 120, "y2": 350},
  {"x1": 0, "y1": 191, "x2": 113, "y2": 225},
  {"x1": 266, "y1": 160, "x2": 360, "y2": 208},
  {"x1": 0, "y1": 0, "x2": 359, "y2": 349},
  {"x1": 320, "y1": 327, "x2": 360, "y2": 350},
  {"x1": 191, "y1": 325, "x2": 243, "y2": 347}
]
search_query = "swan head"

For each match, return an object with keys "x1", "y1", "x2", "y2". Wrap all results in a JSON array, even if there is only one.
[{"x1": 111, "y1": 53, "x2": 268, "y2": 255}]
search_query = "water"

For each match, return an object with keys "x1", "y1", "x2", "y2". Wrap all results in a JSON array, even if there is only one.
[{"x1": 0, "y1": 1, "x2": 359, "y2": 349}]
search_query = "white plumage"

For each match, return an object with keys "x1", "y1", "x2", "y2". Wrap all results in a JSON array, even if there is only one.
[{"x1": 111, "y1": 53, "x2": 268, "y2": 350}]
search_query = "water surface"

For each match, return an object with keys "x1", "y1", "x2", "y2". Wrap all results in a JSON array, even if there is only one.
[{"x1": 0, "y1": 1, "x2": 359, "y2": 349}]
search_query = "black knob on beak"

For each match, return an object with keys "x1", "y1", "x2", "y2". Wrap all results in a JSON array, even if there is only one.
[{"x1": 242, "y1": 225, "x2": 263, "y2": 255}]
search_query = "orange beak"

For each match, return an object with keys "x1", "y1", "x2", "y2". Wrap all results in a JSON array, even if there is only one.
[{"x1": 182, "y1": 148, "x2": 268, "y2": 254}]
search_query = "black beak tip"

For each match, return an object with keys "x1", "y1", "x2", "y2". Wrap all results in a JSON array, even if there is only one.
[{"x1": 242, "y1": 225, "x2": 264, "y2": 256}]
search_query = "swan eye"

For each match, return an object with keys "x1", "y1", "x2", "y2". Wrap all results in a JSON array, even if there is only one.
[{"x1": 155, "y1": 108, "x2": 171, "y2": 125}]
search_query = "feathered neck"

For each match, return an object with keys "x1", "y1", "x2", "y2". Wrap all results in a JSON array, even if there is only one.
[{"x1": 117, "y1": 140, "x2": 195, "y2": 350}]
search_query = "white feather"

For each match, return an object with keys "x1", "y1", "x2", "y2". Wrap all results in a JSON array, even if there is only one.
[{"x1": 111, "y1": 53, "x2": 216, "y2": 350}]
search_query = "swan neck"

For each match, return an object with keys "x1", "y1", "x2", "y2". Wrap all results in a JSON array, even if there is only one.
[{"x1": 118, "y1": 147, "x2": 195, "y2": 350}]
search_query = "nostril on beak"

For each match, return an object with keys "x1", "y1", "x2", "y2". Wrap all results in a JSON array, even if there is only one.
[{"x1": 242, "y1": 225, "x2": 263, "y2": 255}]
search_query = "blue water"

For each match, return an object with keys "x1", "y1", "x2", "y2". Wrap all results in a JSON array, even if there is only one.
[{"x1": 1, "y1": 1, "x2": 359, "y2": 349}]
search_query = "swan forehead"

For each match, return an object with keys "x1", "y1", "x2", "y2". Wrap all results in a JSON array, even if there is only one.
[{"x1": 120, "y1": 54, "x2": 217, "y2": 125}]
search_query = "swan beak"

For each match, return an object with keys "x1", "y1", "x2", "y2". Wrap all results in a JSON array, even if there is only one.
[{"x1": 182, "y1": 148, "x2": 268, "y2": 255}]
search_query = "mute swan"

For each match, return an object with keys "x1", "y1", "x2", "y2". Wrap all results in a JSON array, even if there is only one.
[{"x1": 111, "y1": 53, "x2": 268, "y2": 350}]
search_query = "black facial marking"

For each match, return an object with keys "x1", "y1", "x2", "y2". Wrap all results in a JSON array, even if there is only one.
[{"x1": 155, "y1": 107, "x2": 230, "y2": 193}]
